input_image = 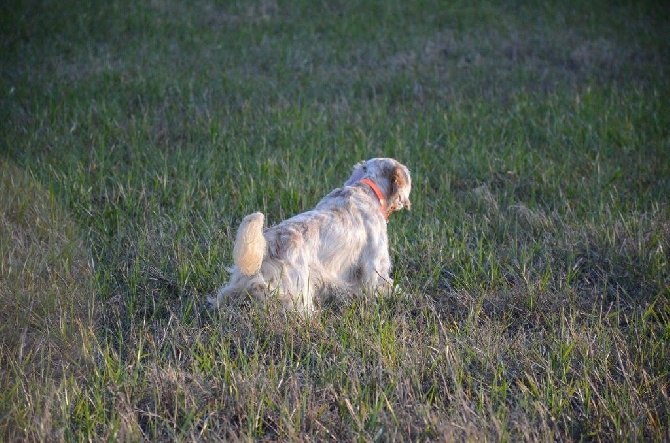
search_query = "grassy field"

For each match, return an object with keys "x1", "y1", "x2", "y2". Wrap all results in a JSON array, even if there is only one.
[{"x1": 2, "y1": 0, "x2": 669, "y2": 440}]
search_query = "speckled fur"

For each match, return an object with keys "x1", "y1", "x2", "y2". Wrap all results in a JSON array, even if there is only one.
[{"x1": 209, "y1": 158, "x2": 411, "y2": 316}]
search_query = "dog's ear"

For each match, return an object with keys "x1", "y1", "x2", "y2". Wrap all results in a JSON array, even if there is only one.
[{"x1": 390, "y1": 163, "x2": 411, "y2": 211}]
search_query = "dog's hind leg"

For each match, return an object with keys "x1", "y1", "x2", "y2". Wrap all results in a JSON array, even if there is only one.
[
  {"x1": 276, "y1": 261, "x2": 314, "y2": 316},
  {"x1": 208, "y1": 283, "x2": 234, "y2": 308}
]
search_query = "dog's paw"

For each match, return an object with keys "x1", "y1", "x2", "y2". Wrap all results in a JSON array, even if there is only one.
[
  {"x1": 392, "y1": 284, "x2": 407, "y2": 297},
  {"x1": 207, "y1": 295, "x2": 220, "y2": 309}
]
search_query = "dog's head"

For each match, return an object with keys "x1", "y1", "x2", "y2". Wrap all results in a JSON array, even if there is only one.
[{"x1": 346, "y1": 158, "x2": 412, "y2": 217}]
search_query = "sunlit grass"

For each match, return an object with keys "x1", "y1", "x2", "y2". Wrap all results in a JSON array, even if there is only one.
[{"x1": 0, "y1": 160, "x2": 97, "y2": 441}]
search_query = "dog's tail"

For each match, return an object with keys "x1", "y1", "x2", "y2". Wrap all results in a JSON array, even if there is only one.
[{"x1": 233, "y1": 212, "x2": 266, "y2": 276}]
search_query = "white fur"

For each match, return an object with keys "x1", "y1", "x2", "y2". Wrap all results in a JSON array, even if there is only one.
[
  {"x1": 233, "y1": 212, "x2": 266, "y2": 276},
  {"x1": 209, "y1": 158, "x2": 412, "y2": 316}
]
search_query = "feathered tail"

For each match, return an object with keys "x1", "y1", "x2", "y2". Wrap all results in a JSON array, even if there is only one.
[{"x1": 233, "y1": 212, "x2": 266, "y2": 276}]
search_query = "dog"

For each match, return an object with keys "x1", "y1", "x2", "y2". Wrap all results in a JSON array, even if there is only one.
[{"x1": 209, "y1": 158, "x2": 411, "y2": 316}]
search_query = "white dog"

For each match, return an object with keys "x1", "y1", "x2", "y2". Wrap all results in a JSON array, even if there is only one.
[{"x1": 209, "y1": 158, "x2": 411, "y2": 316}]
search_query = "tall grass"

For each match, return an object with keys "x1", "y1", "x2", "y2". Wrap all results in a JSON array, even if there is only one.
[{"x1": 1, "y1": 0, "x2": 669, "y2": 440}]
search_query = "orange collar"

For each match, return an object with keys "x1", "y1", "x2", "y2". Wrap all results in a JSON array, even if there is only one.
[{"x1": 360, "y1": 178, "x2": 388, "y2": 220}]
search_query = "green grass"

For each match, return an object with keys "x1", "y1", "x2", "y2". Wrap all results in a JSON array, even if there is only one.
[{"x1": 2, "y1": 0, "x2": 669, "y2": 440}]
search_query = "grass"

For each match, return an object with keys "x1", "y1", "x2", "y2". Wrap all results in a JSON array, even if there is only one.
[{"x1": 1, "y1": 0, "x2": 669, "y2": 440}]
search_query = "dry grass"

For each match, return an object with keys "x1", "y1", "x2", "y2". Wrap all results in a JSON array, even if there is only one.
[{"x1": 0, "y1": 159, "x2": 97, "y2": 441}]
